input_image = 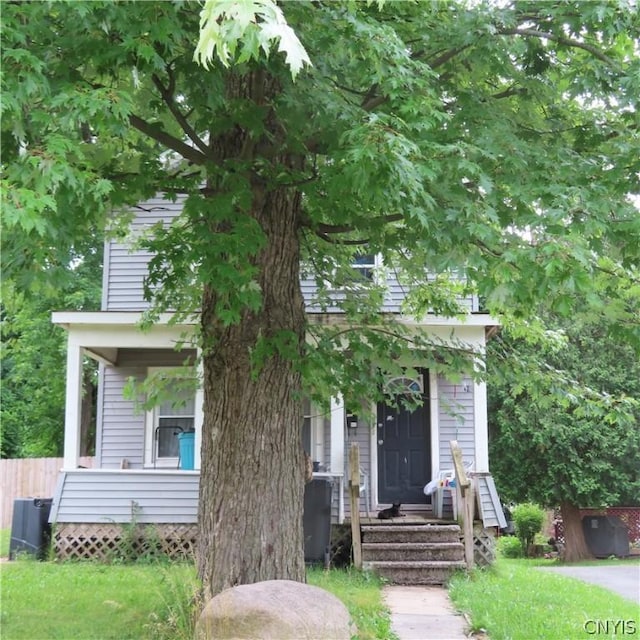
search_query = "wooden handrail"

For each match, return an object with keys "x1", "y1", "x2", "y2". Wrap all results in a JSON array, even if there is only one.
[
  {"x1": 450, "y1": 440, "x2": 475, "y2": 570},
  {"x1": 349, "y1": 443, "x2": 363, "y2": 569}
]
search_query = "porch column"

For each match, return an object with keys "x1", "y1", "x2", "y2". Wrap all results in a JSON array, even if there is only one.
[
  {"x1": 194, "y1": 355, "x2": 204, "y2": 470},
  {"x1": 474, "y1": 380, "x2": 489, "y2": 472},
  {"x1": 63, "y1": 339, "x2": 84, "y2": 469},
  {"x1": 429, "y1": 371, "x2": 440, "y2": 477},
  {"x1": 330, "y1": 395, "x2": 345, "y2": 523},
  {"x1": 329, "y1": 395, "x2": 345, "y2": 474}
]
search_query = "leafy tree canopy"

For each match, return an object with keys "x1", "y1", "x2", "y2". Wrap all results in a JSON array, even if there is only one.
[
  {"x1": 0, "y1": 244, "x2": 102, "y2": 458},
  {"x1": 3, "y1": 1, "x2": 638, "y2": 394},
  {"x1": 2, "y1": 0, "x2": 639, "y2": 590},
  {"x1": 489, "y1": 313, "x2": 640, "y2": 509}
]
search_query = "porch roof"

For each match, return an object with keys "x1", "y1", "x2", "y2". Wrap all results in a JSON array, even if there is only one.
[
  {"x1": 52, "y1": 311, "x2": 197, "y2": 365},
  {"x1": 54, "y1": 310, "x2": 499, "y2": 328}
]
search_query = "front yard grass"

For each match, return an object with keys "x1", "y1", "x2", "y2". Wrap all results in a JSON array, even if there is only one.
[
  {"x1": 4, "y1": 546, "x2": 637, "y2": 640},
  {"x1": 0, "y1": 528, "x2": 9, "y2": 557},
  {"x1": 449, "y1": 558, "x2": 640, "y2": 640},
  {"x1": 0, "y1": 559, "x2": 392, "y2": 640},
  {"x1": 307, "y1": 567, "x2": 396, "y2": 640},
  {"x1": 1, "y1": 560, "x2": 198, "y2": 640}
]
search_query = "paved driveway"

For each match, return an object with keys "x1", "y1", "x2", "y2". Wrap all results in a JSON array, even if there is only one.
[{"x1": 537, "y1": 564, "x2": 640, "y2": 603}]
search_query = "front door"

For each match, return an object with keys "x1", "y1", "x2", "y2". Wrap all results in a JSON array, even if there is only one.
[{"x1": 377, "y1": 394, "x2": 430, "y2": 505}]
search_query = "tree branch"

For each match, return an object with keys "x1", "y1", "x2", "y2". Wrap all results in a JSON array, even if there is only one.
[
  {"x1": 151, "y1": 72, "x2": 210, "y2": 156},
  {"x1": 316, "y1": 231, "x2": 369, "y2": 245},
  {"x1": 499, "y1": 28, "x2": 622, "y2": 71},
  {"x1": 329, "y1": 79, "x2": 370, "y2": 97},
  {"x1": 426, "y1": 45, "x2": 473, "y2": 69},
  {"x1": 492, "y1": 86, "x2": 527, "y2": 99},
  {"x1": 314, "y1": 213, "x2": 404, "y2": 235},
  {"x1": 128, "y1": 113, "x2": 209, "y2": 165},
  {"x1": 360, "y1": 43, "x2": 473, "y2": 112},
  {"x1": 361, "y1": 94, "x2": 388, "y2": 112}
]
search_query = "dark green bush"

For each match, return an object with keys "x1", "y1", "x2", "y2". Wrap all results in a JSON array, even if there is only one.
[{"x1": 512, "y1": 503, "x2": 544, "y2": 557}]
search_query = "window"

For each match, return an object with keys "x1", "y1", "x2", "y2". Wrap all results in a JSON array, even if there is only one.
[
  {"x1": 352, "y1": 253, "x2": 376, "y2": 281},
  {"x1": 144, "y1": 370, "x2": 196, "y2": 468},
  {"x1": 155, "y1": 395, "x2": 195, "y2": 461}
]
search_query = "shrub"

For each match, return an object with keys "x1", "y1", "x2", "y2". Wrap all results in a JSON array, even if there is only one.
[
  {"x1": 496, "y1": 535, "x2": 523, "y2": 558},
  {"x1": 512, "y1": 503, "x2": 544, "y2": 557}
]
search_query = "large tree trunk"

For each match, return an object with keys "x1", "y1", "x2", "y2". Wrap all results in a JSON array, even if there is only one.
[
  {"x1": 560, "y1": 501, "x2": 593, "y2": 562},
  {"x1": 197, "y1": 183, "x2": 306, "y2": 598},
  {"x1": 196, "y1": 69, "x2": 308, "y2": 599}
]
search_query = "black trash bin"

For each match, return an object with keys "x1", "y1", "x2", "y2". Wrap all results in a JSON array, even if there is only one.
[
  {"x1": 303, "y1": 479, "x2": 333, "y2": 567},
  {"x1": 9, "y1": 498, "x2": 53, "y2": 560},
  {"x1": 582, "y1": 515, "x2": 630, "y2": 558}
]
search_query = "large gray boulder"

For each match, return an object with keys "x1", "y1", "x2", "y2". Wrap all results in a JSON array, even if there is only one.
[{"x1": 195, "y1": 579, "x2": 355, "y2": 640}]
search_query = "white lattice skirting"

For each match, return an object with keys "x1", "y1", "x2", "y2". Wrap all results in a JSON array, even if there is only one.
[
  {"x1": 54, "y1": 523, "x2": 197, "y2": 561},
  {"x1": 473, "y1": 523, "x2": 496, "y2": 567}
]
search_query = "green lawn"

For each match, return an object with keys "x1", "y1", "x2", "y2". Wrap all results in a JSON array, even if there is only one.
[
  {"x1": 0, "y1": 559, "x2": 392, "y2": 640},
  {"x1": 0, "y1": 528, "x2": 9, "y2": 557},
  {"x1": 3, "y1": 539, "x2": 638, "y2": 640},
  {"x1": 449, "y1": 558, "x2": 640, "y2": 640},
  {"x1": 1, "y1": 561, "x2": 198, "y2": 640},
  {"x1": 307, "y1": 567, "x2": 396, "y2": 640}
]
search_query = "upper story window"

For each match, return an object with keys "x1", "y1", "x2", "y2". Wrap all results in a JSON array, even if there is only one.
[{"x1": 352, "y1": 253, "x2": 376, "y2": 281}]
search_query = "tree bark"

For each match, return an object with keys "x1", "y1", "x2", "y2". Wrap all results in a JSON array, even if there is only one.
[
  {"x1": 196, "y1": 70, "x2": 307, "y2": 599},
  {"x1": 560, "y1": 501, "x2": 593, "y2": 562}
]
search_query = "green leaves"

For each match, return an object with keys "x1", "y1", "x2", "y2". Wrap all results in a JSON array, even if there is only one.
[
  {"x1": 194, "y1": 0, "x2": 311, "y2": 79},
  {"x1": 489, "y1": 314, "x2": 640, "y2": 509},
  {"x1": 2, "y1": 0, "x2": 639, "y2": 425}
]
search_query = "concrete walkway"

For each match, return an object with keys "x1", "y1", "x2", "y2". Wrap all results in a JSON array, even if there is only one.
[{"x1": 383, "y1": 586, "x2": 470, "y2": 640}]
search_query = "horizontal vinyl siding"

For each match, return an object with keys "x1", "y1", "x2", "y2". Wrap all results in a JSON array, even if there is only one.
[
  {"x1": 104, "y1": 196, "x2": 478, "y2": 314},
  {"x1": 343, "y1": 420, "x2": 372, "y2": 519},
  {"x1": 100, "y1": 367, "x2": 146, "y2": 469},
  {"x1": 301, "y1": 273, "x2": 477, "y2": 315},
  {"x1": 51, "y1": 471, "x2": 343, "y2": 525},
  {"x1": 477, "y1": 477, "x2": 497, "y2": 524},
  {"x1": 51, "y1": 470, "x2": 200, "y2": 524},
  {"x1": 104, "y1": 196, "x2": 183, "y2": 311},
  {"x1": 437, "y1": 378, "x2": 475, "y2": 472}
]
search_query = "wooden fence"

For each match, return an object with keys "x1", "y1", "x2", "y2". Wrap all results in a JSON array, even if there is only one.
[{"x1": 0, "y1": 457, "x2": 94, "y2": 529}]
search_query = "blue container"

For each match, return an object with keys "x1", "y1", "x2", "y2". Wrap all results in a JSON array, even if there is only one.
[{"x1": 178, "y1": 432, "x2": 195, "y2": 470}]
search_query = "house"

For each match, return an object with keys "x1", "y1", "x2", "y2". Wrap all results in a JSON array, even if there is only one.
[{"x1": 50, "y1": 195, "x2": 500, "y2": 561}]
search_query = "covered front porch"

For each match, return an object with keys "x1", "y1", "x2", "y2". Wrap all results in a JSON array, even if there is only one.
[
  {"x1": 51, "y1": 310, "x2": 497, "y2": 563},
  {"x1": 52, "y1": 311, "x2": 349, "y2": 481}
]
